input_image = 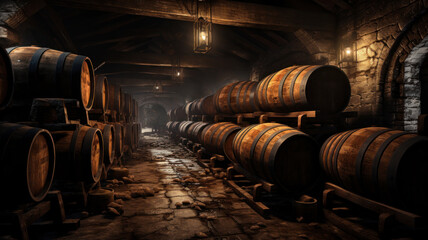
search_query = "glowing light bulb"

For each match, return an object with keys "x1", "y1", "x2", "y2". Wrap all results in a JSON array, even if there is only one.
[
  {"x1": 345, "y1": 47, "x2": 352, "y2": 55},
  {"x1": 155, "y1": 86, "x2": 159, "y2": 90},
  {"x1": 200, "y1": 32, "x2": 206, "y2": 41},
  {"x1": 177, "y1": 71, "x2": 181, "y2": 76}
]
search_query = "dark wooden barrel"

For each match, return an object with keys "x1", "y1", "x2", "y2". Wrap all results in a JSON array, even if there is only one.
[
  {"x1": 185, "y1": 100, "x2": 198, "y2": 117},
  {"x1": 172, "y1": 106, "x2": 187, "y2": 121},
  {"x1": 0, "y1": 123, "x2": 55, "y2": 203},
  {"x1": 93, "y1": 122, "x2": 115, "y2": 168},
  {"x1": 214, "y1": 81, "x2": 259, "y2": 114},
  {"x1": 178, "y1": 121, "x2": 194, "y2": 138},
  {"x1": 187, "y1": 121, "x2": 210, "y2": 143},
  {"x1": 169, "y1": 121, "x2": 181, "y2": 135},
  {"x1": 131, "y1": 98, "x2": 137, "y2": 122},
  {"x1": 7, "y1": 46, "x2": 95, "y2": 110},
  {"x1": 200, "y1": 122, "x2": 241, "y2": 160},
  {"x1": 0, "y1": 46, "x2": 14, "y2": 111},
  {"x1": 51, "y1": 125, "x2": 103, "y2": 184},
  {"x1": 113, "y1": 123, "x2": 124, "y2": 158},
  {"x1": 320, "y1": 127, "x2": 428, "y2": 215},
  {"x1": 233, "y1": 123, "x2": 319, "y2": 193},
  {"x1": 108, "y1": 84, "x2": 122, "y2": 113},
  {"x1": 166, "y1": 121, "x2": 173, "y2": 131},
  {"x1": 195, "y1": 95, "x2": 217, "y2": 115},
  {"x1": 123, "y1": 93, "x2": 132, "y2": 119},
  {"x1": 256, "y1": 65, "x2": 350, "y2": 114},
  {"x1": 92, "y1": 75, "x2": 108, "y2": 112},
  {"x1": 132, "y1": 123, "x2": 140, "y2": 150}
]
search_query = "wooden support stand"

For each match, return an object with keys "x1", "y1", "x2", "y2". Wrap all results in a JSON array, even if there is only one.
[
  {"x1": 323, "y1": 182, "x2": 425, "y2": 240},
  {"x1": 0, "y1": 191, "x2": 80, "y2": 240},
  {"x1": 224, "y1": 165, "x2": 277, "y2": 217}
]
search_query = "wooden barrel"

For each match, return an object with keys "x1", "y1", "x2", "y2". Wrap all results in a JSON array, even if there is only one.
[
  {"x1": 51, "y1": 125, "x2": 103, "y2": 184},
  {"x1": 256, "y1": 65, "x2": 350, "y2": 114},
  {"x1": 132, "y1": 123, "x2": 140, "y2": 150},
  {"x1": 320, "y1": 127, "x2": 428, "y2": 215},
  {"x1": 169, "y1": 121, "x2": 181, "y2": 135},
  {"x1": 92, "y1": 75, "x2": 108, "y2": 112},
  {"x1": 0, "y1": 123, "x2": 55, "y2": 203},
  {"x1": 233, "y1": 123, "x2": 319, "y2": 193},
  {"x1": 7, "y1": 46, "x2": 95, "y2": 110},
  {"x1": 171, "y1": 106, "x2": 187, "y2": 121},
  {"x1": 214, "y1": 81, "x2": 259, "y2": 114},
  {"x1": 113, "y1": 123, "x2": 124, "y2": 158},
  {"x1": 123, "y1": 93, "x2": 132, "y2": 119},
  {"x1": 178, "y1": 121, "x2": 194, "y2": 138},
  {"x1": 93, "y1": 122, "x2": 115, "y2": 168},
  {"x1": 0, "y1": 46, "x2": 14, "y2": 111},
  {"x1": 185, "y1": 100, "x2": 198, "y2": 117},
  {"x1": 131, "y1": 98, "x2": 137, "y2": 122},
  {"x1": 194, "y1": 95, "x2": 217, "y2": 115},
  {"x1": 108, "y1": 84, "x2": 122, "y2": 113},
  {"x1": 187, "y1": 121, "x2": 210, "y2": 143},
  {"x1": 166, "y1": 121, "x2": 173, "y2": 131},
  {"x1": 200, "y1": 122, "x2": 241, "y2": 161}
]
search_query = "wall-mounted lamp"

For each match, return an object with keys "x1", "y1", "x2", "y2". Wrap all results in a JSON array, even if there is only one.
[
  {"x1": 338, "y1": 32, "x2": 357, "y2": 67},
  {"x1": 193, "y1": 0, "x2": 212, "y2": 54},
  {"x1": 171, "y1": 55, "x2": 183, "y2": 82}
]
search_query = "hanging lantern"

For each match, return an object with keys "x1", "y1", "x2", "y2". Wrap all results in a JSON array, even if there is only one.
[
  {"x1": 153, "y1": 81, "x2": 162, "y2": 93},
  {"x1": 193, "y1": 0, "x2": 212, "y2": 54},
  {"x1": 171, "y1": 55, "x2": 184, "y2": 82}
]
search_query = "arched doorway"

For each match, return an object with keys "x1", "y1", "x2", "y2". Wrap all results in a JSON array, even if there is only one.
[
  {"x1": 403, "y1": 35, "x2": 428, "y2": 131},
  {"x1": 140, "y1": 103, "x2": 168, "y2": 132}
]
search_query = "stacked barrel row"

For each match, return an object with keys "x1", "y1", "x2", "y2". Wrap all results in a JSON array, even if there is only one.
[
  {"x1": 0, "y1": 46, "x2": 140, "y2": 206},
  {"x1": 91, "y1": 75, "x2": 141, "y2": 159},
  {"x1": 168, "y1": 65, "x2": 351, "y2": 121}
]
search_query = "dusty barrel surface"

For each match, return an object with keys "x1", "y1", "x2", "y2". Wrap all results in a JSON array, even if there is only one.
[
  {"x1": 123, "y1": 93, "x2": 132, "y2": 119},
  {"x1": 7, "y1": 46, "x2": 95, "y2": 110},
  {"x1": 187, "y1": 121, "x2": 210, "y2": 143},
  {"x1": 256, "y1": 65, "x2": 350, "y2": 114},
  {"x1": 132, "y1": 123, "x2": 140, "y2": 150},
  {"x1": 0, "y1": 46, "x2": 14, "y2": 111},
  {"x1": 92, "y1": 75, "x2": 108, "y2": 112},
  {"x1": 214, "y1": 81, "x2": 259, "y2": 114},
  {"x1": 0, "y1": 123, "x2": 55, "y2": 203},
  {"x1": 195, "y1": 95, "x2": 217, "y2": 116},
  {"x1": 200, "y1": 122, "x2": 241, "y2": 160},
  {"x1": 51, "y1": 125, "x2": 103, "y2": 184},
  {"x1": 320, "y1": 127, "x2": 428, "y2": 215},
  {"x1": 93, "y1": 122, "x2": 115, "y2": 168},
  {"x1": 233, "y1": 123, "x2": 319, "y2": 193},
  {"x1": 185, "y1": 100, "x2": 198, "y2": 116}
]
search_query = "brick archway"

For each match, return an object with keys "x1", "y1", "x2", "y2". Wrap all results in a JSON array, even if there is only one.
[
  {"x1": 403, "y1": 36, "x2": 428, "y2": 131},
  {"x1": 380, "y1": 8, "x2": 428, "y2": 130}
]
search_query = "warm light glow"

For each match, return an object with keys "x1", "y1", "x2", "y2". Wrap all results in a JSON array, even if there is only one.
[
  {"x1": 200, "y1": 32, "x2": 206, "y2": 41},
  {"x1": 155, "y1": 86, "x2": 159, "y2": 90},
  {"x1": 345, "y1": 47, "x2": 352, "y2": 55},
  {"x1": 177, "y1": 71, "x2": 181, "y2": 76}
]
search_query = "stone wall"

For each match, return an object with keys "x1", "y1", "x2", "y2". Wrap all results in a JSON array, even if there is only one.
[
  {"x1": 338, "y1": 0, "x2": 428, "y2": 128},
  {"x1": 250, "y1": 0, "x2": 428, "y2": 130}
]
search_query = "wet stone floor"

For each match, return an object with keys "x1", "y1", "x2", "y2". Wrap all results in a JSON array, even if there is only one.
[{"x1": 44, "y1": 133, "x2": 352, "y2": 240}]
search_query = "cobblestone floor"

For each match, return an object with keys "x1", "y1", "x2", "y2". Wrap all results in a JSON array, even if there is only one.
[{"x1": 41, "y1": 133, "x2": 353, "y2": 240}]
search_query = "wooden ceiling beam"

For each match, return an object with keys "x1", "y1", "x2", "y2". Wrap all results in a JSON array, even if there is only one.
[
  {"x1": 97, "y1": 64, "x2": 193, "y2": 77},
  {"x1": 93, "y1": 52, "x2": 249, "y2": 70},
  {"x1": 48, "y1": 0, "x2": 335, "y2": 32},
  {"x1": 2, "y1": 0, "x2": 46, "y2": 29}
]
